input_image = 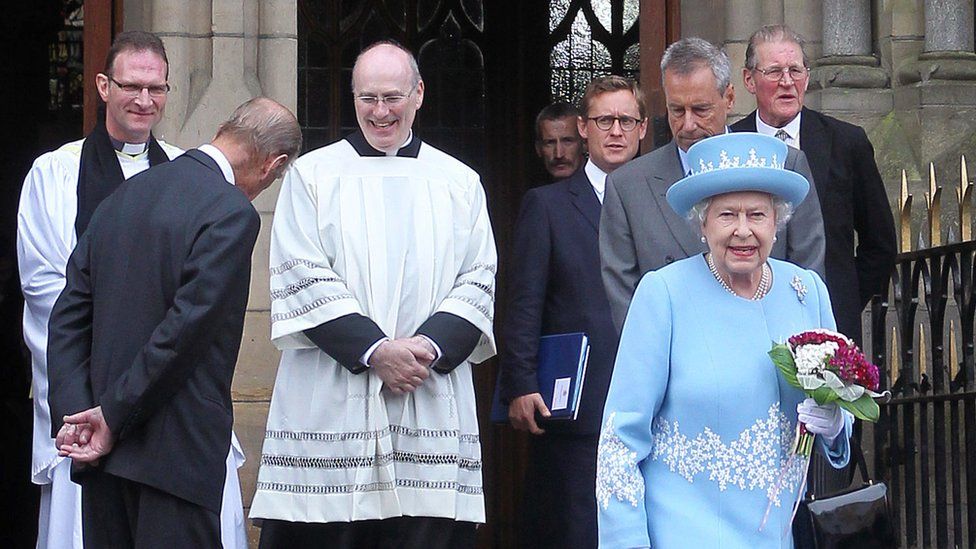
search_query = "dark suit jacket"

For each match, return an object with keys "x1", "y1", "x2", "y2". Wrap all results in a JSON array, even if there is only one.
[
  {"x1": 47, "y1": 149, "x2": 260, "y2": 513},
  {"x1": 599, "y1": 138, "x2": 826, "y2": 330},
  {"x1": 499, "y1": 170, "x2": 618, "y2": 435},
  {"x1": 732, "y1": 108, "x2": 897, "y2": 342}
]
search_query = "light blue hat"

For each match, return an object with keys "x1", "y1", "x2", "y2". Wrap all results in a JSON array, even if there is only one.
[{"x1": 665, "y1": 132, "x2": 809, "y2": 216}]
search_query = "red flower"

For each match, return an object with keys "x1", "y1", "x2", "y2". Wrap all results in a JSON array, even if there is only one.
[{"x1": 827, "y1": 343, "x2": 880, "y2": 392}]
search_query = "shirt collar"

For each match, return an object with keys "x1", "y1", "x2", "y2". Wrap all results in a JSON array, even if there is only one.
[
  {"x1": 677, "y1": 126, "x2": 730, "y2": 176},
  {"x1": 197, "y1": 143, "x2": 236, "y2": 185},
  {"x1": 584, "y1": 159, "x2": 609, "y2": 202},
  {"x1": 755, "y1": 111, "x2": 802, "y2": 148}
]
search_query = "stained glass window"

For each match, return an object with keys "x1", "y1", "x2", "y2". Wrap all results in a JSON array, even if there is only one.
[
  {"x1": 548, "y1": 0, "x2": 640, "y2": 104},
  {"x1": 298, "y1": 0, "x2": 486, "y2": 169},
  {"x1": 48, "y1": 0, "x2": 84, "y2": 113}
]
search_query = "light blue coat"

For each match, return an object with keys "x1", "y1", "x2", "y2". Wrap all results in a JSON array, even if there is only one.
[{"x1": 596, "y1": 255, "x2": 851, "y2": 548}]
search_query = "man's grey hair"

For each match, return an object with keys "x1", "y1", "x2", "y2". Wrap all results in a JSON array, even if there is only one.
[
  {"x1": 687, "y1": 194, "x2": 794, "y2": 234},
  {"x1": 744, "y1": 25, "x2": 810, "y2": 70},
  {"x1": 216, "y1": 97, "x2": 302, "y2": 168},
  {"x1": 660, "y1": 37, "x2": 731, "y2": 94},
  {"x1": 352, "y1": 40, "x2": 422, "y2": 90}
]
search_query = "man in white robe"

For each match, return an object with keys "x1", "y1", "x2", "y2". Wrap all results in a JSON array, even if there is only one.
[
  {"x1": 250, "y1": 41, "x2": 496, "y2": 549},
  {"x1": 17, "y1": 31, "x2": 247, "y2": 549}
]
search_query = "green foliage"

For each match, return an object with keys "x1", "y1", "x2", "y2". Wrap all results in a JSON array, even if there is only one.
[
  {"x1": 840, "y1": 394, "x2": 880, "y2": 422},
  {"x1": 768, "y1": 344, "x2": 802, "y2": 389}
]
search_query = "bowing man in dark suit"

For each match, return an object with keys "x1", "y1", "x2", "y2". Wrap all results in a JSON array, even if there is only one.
[
  {"x1": 500, "y1": 76, "x2": 645, "y2": 548},
  {"x1": 732, "y1": 24, "x2": 896, "y2": 346},
  {"x1": 46, "y1": 97, "x2": 301, "y2": 548}
]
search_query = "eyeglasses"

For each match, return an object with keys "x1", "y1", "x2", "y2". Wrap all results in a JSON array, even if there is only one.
[
  {"x1": 355, "y1": 86, "x2": 416, "y2": 107},
  {"x1": 109, "y1": 76, "x2": 170, "y2": 97},
  {"x1": 752, "y1": 65, "x2": 809, "y2": 82},
  {"x1": 587, "y1": 115, "x2": 644, "y2": 131}
]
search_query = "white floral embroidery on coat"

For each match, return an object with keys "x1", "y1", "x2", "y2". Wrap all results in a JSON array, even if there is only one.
[
  {"x1": 650, "y1": 402, "x2": 804, "y2": 507},
  {"x1": 596, "y1": 412, "x2": 645, "y2": 509}
]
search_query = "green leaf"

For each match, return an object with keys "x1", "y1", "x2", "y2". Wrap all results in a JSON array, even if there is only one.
[
  {"x1": 840, "y1": 394, "x2": 880, "y2": 423},
  {"x1": 812, "y1": 386, "x2": 839, "y2": 405},
  {"x1": 768, "y1": 344, "x2": 802, "y2": 389}
]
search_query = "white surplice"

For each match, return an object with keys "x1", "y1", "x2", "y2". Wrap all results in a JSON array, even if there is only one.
[
  {"x1": 250, "y1": 137, "x2": 497, "y2": 524},
  {"x1": 17, "y1": 138, "x2": 248, "y2": 549}
]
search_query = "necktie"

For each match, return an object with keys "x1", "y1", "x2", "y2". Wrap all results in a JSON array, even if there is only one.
[{"x1": 775, "y1": 129, "x2": 790, "y2": 143}]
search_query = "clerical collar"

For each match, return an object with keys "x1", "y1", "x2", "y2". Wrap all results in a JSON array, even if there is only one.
[
  {"x1": 108, "y1": 136, "x2": 149, "y2": 155},
  {"x1": 345, "y1": 130, "x2": 421, "y2": 158},
  {"x1": 756, "y1": 111, "x2": 801, "y2": 148}
]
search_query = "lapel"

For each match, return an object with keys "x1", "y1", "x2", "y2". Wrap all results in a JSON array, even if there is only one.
[
  {"x1": 798, "y1": 107, "x2": 830, "y2": 198},
  {"x1": 567, "y1": 170, "x2": 601, "y2": 234},
  {"x1": 645, "y1": 141, "x2": 701, "y2": 256},
  {"x1": 734, "y1": 111, "x2": 759, "y2": 132}
]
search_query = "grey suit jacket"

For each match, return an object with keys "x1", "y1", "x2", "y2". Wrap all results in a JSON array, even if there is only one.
[{"x1": 599, "y1": 139, "x2": 826, "y2": 330}]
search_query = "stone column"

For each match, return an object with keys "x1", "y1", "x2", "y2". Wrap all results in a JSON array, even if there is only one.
[
  {"x1": 809, "y1": 0, "x2": 890, "y2": 123},
  {"x1": 811, "y1": 0, "x2": 888, "y2": 92},
  {"x1": 134, "y1": 1, "x2": 297, "y2": 540},
  {"x1": 899, "y1": 0, "x2": 976, "y2": 175},
  {"x1": 724, "y1": 0, "x2": 763, "y2": 118},
  {"x1": 925, "y1": 0, "x2": 974, "y2": 53}
]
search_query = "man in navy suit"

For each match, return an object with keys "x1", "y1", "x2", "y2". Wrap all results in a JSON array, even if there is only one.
[
  {"x1": 499, "y1": 76, "x2": 645, "y2": 548},
  {"x1": 534, "y1": 101, "x2": 585, "y2": 181},
  {"x1": 47, "y1": 97, "x2": 301, "y2": 548},
  {"x1": 732, "y1": 25, "x2": 896, "y2": 347}
]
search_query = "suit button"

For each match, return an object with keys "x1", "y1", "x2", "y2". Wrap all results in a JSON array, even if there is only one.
[{"x1": 665, "y1": 255, "x2": 674, "y2": 264}]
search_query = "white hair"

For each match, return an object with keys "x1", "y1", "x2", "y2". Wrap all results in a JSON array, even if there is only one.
[{"x1": 687, "y1": 194, "x2": 793, "y2": 235}]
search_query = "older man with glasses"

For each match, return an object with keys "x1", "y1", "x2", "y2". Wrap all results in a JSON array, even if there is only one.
[
  {"x1": 599, "y1": 37, "x2": 826, "y2": 331},
  {"x1": 731, "y1": 24, "x2": 897, "y2": 503},
  {"x1": 732, "y1": 24, "x2": 896, "y2": 351},
  {"x1": 19, "y1": 30, "x2": 249, "y2": 549}
]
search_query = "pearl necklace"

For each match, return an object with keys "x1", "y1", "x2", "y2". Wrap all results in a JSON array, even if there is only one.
[{"x1": 706, "y1": 253, "x2": 771, "y2": 300}]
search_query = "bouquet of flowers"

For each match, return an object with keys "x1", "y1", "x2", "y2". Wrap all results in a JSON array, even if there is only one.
[
  {"x1": 760, "y1": 329, "x2": 889, "y2": 532},
  {"x1": 769, "y1": 329, "x2": 887, "y2": 458}
]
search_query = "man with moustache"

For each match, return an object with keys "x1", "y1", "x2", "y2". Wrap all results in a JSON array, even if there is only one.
[
  {"x1": 534, "y1": 101, "x2": 585, "y2": 180},
  {"x1": 500, "y1": 76, "x2": 640, "y2": 548},
  {"x1": 47, "y1": 97, "x2": 301, "y2": 548},
  {"x1": 250, "y1": 41, "x2": 496, "y2": 549},
  {"x1": 599, "y1": 37, "x2": 826, "y2": 329},
  {"x1": 18, "y1": 31, "x2": 247, "y2": 548},
  {"x1": 732, "y1": 25, "x2": 896, "y2": 347}
]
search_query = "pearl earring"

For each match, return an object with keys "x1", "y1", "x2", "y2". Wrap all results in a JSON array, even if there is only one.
[
  {"x1": 700, "y1": 236, "x2": 706, "y2": 243},
  {"x1": 773, "y1": 236, "x2": 778, "y2": 242}
]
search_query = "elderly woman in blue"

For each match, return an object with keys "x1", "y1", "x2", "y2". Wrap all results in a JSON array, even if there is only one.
[{"x1": 595, "y1": 133, "x2": 852, "y2": 548}]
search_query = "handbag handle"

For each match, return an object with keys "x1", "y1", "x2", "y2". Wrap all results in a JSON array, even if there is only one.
[{"x1": 850, "y1": 433, "x2": 871, "y2": 485}]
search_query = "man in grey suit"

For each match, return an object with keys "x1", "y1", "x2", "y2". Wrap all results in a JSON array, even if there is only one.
[{"x1": 600, "y1": 37, "x2": 826, "y2": 329}]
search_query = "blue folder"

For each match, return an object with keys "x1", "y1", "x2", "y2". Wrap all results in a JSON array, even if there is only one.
[{"x1": 491, "y1": 332, "x2": 590, "y2": 423}]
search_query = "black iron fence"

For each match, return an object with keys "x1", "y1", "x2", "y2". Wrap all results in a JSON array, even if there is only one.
[{"x1": 868, "y1": 240, "x2": 976, "y2": 548}]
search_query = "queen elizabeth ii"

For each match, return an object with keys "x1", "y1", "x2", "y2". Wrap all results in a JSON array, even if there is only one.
[{"x1": 596, "y1": 133, "x2": 852, "y2": 548}]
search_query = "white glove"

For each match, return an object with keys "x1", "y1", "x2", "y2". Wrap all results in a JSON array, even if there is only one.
[{"x1": 797, "y1": 398, "x2": 844, "y2": 444}]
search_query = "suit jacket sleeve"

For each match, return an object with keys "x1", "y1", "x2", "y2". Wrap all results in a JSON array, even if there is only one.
[
  {"x1": 47, "y1": 230, "x2": 96, "y2": 437},
  {"x1": 98, "y1": 204, "x2": 260, "y2": 440},
  {"x1": 783, "y1": 149, "x2": 826, "y2": 277},
  {"x1": 600, "y1": 175, "x2": 639, "y2": 332},
  {"x1": 850, "y1": 127, "x2": 897, "y2": 306},
  {"x1": 499, "y1": 189, "x2": 551, "y2": 400}
]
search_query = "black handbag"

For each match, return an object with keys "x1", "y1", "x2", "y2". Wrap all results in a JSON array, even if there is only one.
[{"x1": 792, "y1": 437, "x2": 896, "y2": 548}]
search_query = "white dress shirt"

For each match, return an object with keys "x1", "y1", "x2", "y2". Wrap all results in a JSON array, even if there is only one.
[
  {"x1": 756, "y1": 111, "x2": 802, "y2": 149},
  {"x1": 584, "y1": 158, "x2": 609, "y2": 203}
]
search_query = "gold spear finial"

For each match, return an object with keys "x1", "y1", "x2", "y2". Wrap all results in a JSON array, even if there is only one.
[
  {"x1": 901, "y1": 170, "x2": 913, "y2": 253},
  {"x1": 960, "y1": 156, "x2": 972, "y2": 242},
  {"x1": 927, "y1": 163, "x2": 942, "y2": 248}
]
